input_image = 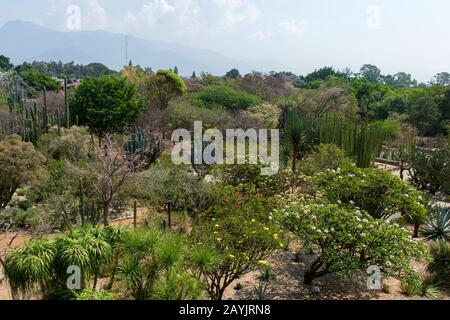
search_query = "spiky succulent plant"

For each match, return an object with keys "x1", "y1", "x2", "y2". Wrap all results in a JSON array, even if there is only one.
[{"x1": 421, "y1": 206, "x2": 450, "y2": 241}]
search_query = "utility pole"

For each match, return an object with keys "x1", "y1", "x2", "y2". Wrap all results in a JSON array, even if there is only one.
[{"x1": 125, "y1": 35, "x2": 128, "y2": 67}]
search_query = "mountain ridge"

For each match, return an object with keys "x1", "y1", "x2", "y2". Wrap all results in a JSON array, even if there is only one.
[{"x1": 0, "y1": 20, "x2": 253, "y2": 76}]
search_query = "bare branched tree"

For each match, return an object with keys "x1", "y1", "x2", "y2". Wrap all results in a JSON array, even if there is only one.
[{"x1": 83, "y1": 135, "x2": 142, "y2": 226}]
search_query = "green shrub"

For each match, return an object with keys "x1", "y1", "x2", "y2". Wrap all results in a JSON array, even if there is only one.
[
  {"x1": 19, "y1": 70, "x2": 59, "y2": 92},
  {"x1": 0, "y1": 134, "x2": 46, "y2": 209},
  {"x1": 39, "y1": 126, "x2": 91, "y2": 162},
  {"x1": 75, "y1": 289, "x2": 115, "y2": 300},
  {"x1": 0, "y1": 207, "x2": 51, "y2": 231},
  {"x1": 312, "y1": 166, "x2": 428, "y2": 224},
  {"x1": 300, "y1": 144, "x2": 352, "y2": 176},
  {"x1": 401, "y1": 271, "x2": 423, "y2": 296},
  {"x1": 273, "y1": 200, "x2": 428, "y2": 285},
  {"x1": 152, "y1": 270, "x2": 202, "y2": 300},
  {"x1": 191, "y1": 85, "x2": 261, "y2": 111},
  {"x1": 401, "y1": 272, "x2": 443, "y2": 299}
]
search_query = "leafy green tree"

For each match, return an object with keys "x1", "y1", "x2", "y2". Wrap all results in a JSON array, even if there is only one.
[
  {"x1": 225, "y1": 68, "x2": 241, "y2": 79},
  {"x1": 0, "y1": 55, "x2": 13, "y2": 71},
  {"x1": 0, "y1": 135, "x2": 45, "y2": 209},
  {"x1": 70, "y1": 76, "x2": 143, "y2": 136},
  {"x1": 273, "y1": 201, "x2": 428, "y2": 285},
  {"x1": 305, "y1": 67, "x2": 343, "y2": 83},
  {"x1": 19, "y1": 70, "x2": 59, "y2": 91},
  {"x1": 360, "y1": 64, "x2": 382, "y2": 83},
  {"x1": 432, "y1": 72, "x2": 450, "y2": 86},
  {"x1": 145, "y1": 70, "x2": 187, "y2": 110},
  {"x1": 407, "y1": 94, "x2": 442, "y2": 136},
  {"x1": 389, "y1": 72, "x2": 418, "y2": 88}
]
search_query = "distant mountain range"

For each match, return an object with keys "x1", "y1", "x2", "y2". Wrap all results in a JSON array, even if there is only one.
[{"x1": 0, "y1": 20, "x2": 254, "y2": 76}]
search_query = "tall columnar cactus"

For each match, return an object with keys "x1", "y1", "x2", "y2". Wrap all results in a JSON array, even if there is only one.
[
  {"x1": 124, "y1": 128, "x2": 163, "y2": 168},
  {"x1": 64, "y1": 77, "x2": 70, "y2": 128},
  {"x1": 56, "y1": 109, "x2": 61, "y2": 136},
  {"x1": 42, "y1": 86, "x2": 49, "y2": 133},
  {"x1": 79, "y1": 179, "x2": 85, "y2": 226},
  {"x1": 315, "y1": 116, "x2": 387, "y2": 168}
]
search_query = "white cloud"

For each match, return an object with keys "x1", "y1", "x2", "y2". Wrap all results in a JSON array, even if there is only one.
[
  {"x1": 85, "y1": 0, "x2": 108, "y2": 30},
  {"x1": 278, "y1": 20, "x2": 308, "y2": 36},
  {"x1": 176, "y1": 0, "x2": 207, "y2": 35},
  {"x1": 251, "y1": 19, "x2": 309, "y2": 41},
  {"x1": 213, "y1": 0, "x2": 260, "y2": 29},
  {"x1": 136, "y1": 0, "x2": 176, "y2": 27}
]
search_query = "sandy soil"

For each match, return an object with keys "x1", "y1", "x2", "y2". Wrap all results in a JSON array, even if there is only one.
[{"x1": 224, "y1": 245, "x2": 449, "y2": 301}]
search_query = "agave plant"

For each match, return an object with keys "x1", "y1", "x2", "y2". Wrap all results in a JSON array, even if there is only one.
[{"x1": 421, "y1": 206, "x2": 450, "y2": 241}]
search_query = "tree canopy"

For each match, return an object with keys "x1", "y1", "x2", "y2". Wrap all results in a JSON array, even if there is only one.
[{"x1": 70, "y1": 76, "x2": 144, "y2": 136}]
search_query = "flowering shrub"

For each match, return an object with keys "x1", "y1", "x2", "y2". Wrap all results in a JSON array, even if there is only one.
[
  {"x1": 408, "y1": 147, "x2": 450, "y2": 195},
  {"x1": 216, "y1": 164, "x2": 307, "y2": 197},
  {"x1": 190, "y1": 215, "x2": 283, "y2": 300},
  {"x1": 206, "y1": 185, "x2": 279, "y2": 222},
  {"x1": 312, "y1": 166, "x2": 428, "y2": 226},
  {"x1": 272, "y1": 200, "x2": 428, "y2": 285}
]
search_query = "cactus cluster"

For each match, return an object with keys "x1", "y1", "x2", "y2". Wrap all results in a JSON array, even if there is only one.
[
  {"x1": 124, "y1": 128, "x2": 163, "y2": 168},
  {"x1": 315, "y1": 116, "x2": 387, "y2": 168}
]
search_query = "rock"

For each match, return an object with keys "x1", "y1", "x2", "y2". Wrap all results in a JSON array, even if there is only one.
[{"x1": 309, "y1": 286, "x2": 321, "y2": 294}]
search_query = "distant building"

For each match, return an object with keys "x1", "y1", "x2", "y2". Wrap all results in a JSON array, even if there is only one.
[{"x1": 57, "y1": 78, "x2": 81, "y2": 91}]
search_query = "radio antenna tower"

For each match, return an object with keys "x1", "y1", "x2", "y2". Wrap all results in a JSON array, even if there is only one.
[{"x1": 125, "y1": 35, "x2": 129, "y2": 67}]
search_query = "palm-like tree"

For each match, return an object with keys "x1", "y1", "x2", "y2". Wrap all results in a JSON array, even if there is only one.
[
  {"x1": 284, "y1": 112, "x2": 315, "y2": 172},
  {"x1": 4, "y1": 228, "x2": 113, "y2": 299},
  {"x1": 3, "y1": 240, "x2": 56, "y2": 299}
]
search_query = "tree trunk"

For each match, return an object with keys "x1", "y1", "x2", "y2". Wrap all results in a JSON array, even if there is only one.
[
  {"x1": 133, "y1": 200, "x2": 137, "y2": 229},
  {"x1": 167, "y1": 203, "x2": 172, "y2": 230},
  {"x1": 103, "y1": 202, "x2": 110, "y2": 226},
  {"x1": 413, "y1": 224, "x2": 420, "y2": 238},
  {"x1": 304, "y1": 271, "x2": 315, "y2": 285},
  {"x1": 93, "y1": 273, "x2": 98, "y2": 290},
  {"x1": 303, "y1": 258, "x2": 329, "y2": 285},
  {"x1": 292, "y1": 144, "x2": 297, "y2": 172}
]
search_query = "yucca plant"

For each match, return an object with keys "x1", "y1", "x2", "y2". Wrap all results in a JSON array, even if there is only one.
[
  {"x1": 284, "y1": 112, "x2": 316, "y2": 172},
  {"x1": 3, "y1": 227, "x2": 115, "y2": 299},
  {"x1": 421, "y1": 206, "x2": 450, "y2": 241},
  {"x1": 427, "y1": 240, "x2": 450, "y2": 287},
  {"x1": 3, "y1": 240, "x2": 56, "y2": 297}
]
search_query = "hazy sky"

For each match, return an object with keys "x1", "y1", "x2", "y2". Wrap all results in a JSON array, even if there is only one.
[{"x1": 1, "y1": 0, "x2": 449, "y2": 81}]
